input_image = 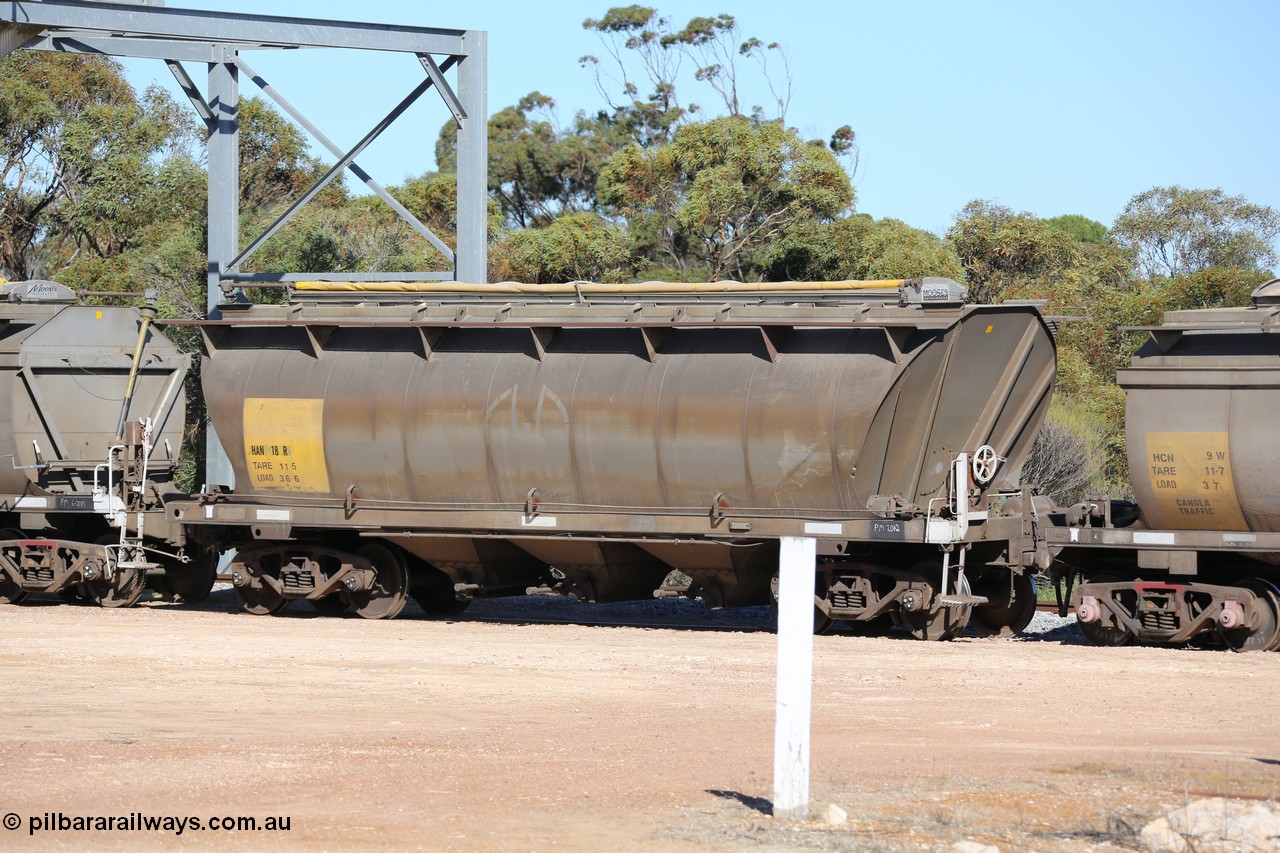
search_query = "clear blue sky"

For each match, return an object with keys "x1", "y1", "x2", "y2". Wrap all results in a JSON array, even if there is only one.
[{"x1": 121, "y1": 0, "x2": 1280, "y2": 242}]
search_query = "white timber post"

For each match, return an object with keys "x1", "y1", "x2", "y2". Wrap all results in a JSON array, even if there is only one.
[{"x1": 773, "y1": 535, "x2": 816, "y2": 821}]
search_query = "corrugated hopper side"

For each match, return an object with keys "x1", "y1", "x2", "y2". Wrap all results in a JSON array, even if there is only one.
[{"x1": 199, "y1": 292, "x2": 1055, "y2": 523}]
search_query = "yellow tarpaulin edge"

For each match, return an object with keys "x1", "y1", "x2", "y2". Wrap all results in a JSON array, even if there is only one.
[{"x1": 294, "y1": 279, "x2": 908, "y2": 294}]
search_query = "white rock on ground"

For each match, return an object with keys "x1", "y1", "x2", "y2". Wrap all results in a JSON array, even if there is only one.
[
  {"x1": 824, "y1": 803, "x2": 847, "y2": 826},
  {"x1": 1142, "y1": 797, "x2": 1280, "y2": 853},
  {"x1": 1141, "y1": 818, "x2": 1188, "y2": 853},
  {"x1": 952, "y1": 841, "x2": 999, "y2": 853}
]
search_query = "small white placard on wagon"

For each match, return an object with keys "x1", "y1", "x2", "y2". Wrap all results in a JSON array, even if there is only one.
[
  {"x1": 803, "y1": 522, "x2": 842, "y2": 535},
  {"x1": 255, "y1": 509, "x2": 291, "y2": 522}
]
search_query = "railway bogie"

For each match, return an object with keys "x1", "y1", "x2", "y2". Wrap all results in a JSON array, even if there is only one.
[
  {"x1": 1066, "y1": 571, "x2": 1280, "y2": 651},
  {"x1": 225, "y1": 538, "x2": 412, "y2": 619}
]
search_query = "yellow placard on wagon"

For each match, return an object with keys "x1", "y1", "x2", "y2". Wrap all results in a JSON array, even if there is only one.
[
  {"x1": 242, "y1": 398, "x2": 330, "y2": 494},
  {"x1": 1145, "y1": 431, "x2": 1247, "y2": 530}
]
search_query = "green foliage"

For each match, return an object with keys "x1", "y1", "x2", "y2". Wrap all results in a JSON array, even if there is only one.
[
  {"x1": 490, "y1": 213, "x2": 632, "y2": 283},
  {"x1": 584, "y1": 5, "x2": 659, "y2": 34},
  {"x1": 437, "y1": 93, "x2": 628, "y2": 228},
  {"x1": 580, "y1": 6, "x2": 688, "y2": 147},
  {"x1": 0, "y1": 53, "x2": 208, "y2": 316},
  {"x1": 600, "y1": 116, "x2": 852, "y2": 279},
  {"x1": 843, "y1": 218, "x2": 964, "y2": 281},
  {"x1": 238, "y1": 97, "x2": 338, "y2": 215},
  {"x1": 828, "y1": 124, "x2": 857, "y2": 175},
  {"x1": 1159, "y1": 264, "x2": 1261, "y2": 308},
  {"x1": 756, "y1": 215, "x2": 963, "y2": 282},
  {"x1": 247, "y1": 190, "x2": 459, "y2": 278},
  {"x1": 580, "y1": 6, "x2": 801, "y2": 142},
  {"x1": 0, "y1": 53, "x2": 201, "y2": 280},
  {"x1": 664, "y1": 14, "x2": 747, "y2": 118},
  {"x1": 1020, "y1": 397, "x2": 1111, "y2": 505},
  {"x1": 1113, "y1": 185, "x2": 1280, "y2": 278},
  {"x1": 61, "y1": 121, "x2": 206, "y2": 259},
  {"x1": 946, "y1": 200, "x2": 1091, "y2": 303},
  {"x1": 390, "y1": 172, "x2": 461, "y2": 244},
  {"x1": 431, "y1": 8, "x2": 851, "y2": 278},
  {"x1": 1045, "y1": 214, "x2": 1108, "y2": 244}
]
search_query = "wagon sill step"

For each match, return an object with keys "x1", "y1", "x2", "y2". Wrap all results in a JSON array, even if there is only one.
[{"x1": 939, "y1": 594, "x2": 988, "y2": 607}]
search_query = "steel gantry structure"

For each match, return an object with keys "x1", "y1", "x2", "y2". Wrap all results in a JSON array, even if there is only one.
[
  {"x1": 0, "y1": 0, "x2": 488, "y2": 487},
  {"x1": 0, "y1": 0, "x2": 490, "y2": 297}
]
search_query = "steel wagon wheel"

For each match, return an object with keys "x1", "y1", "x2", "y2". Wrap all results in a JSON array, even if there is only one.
[
  {"x1": 970, "y1": 571, "x2": 1038, "y2": 638},
  {"x1": 349, "y1": 544, "x2": 410, "y2": 620},
  {"x1": 1076, "y1": 573, "x2": 1134, "y2": 647},
  {"x1": 895, "y1": 561, "x2": 974, "y2": 642},
  {"x1": 0, "y1": 529, "x2": 30, "y2": 604},
  {"x1": 233, "y1": 563, "x2": 290, "y2": 616},
  {"x1": 1220, "y1": 578, "x2": 1280, "y2": 653}
]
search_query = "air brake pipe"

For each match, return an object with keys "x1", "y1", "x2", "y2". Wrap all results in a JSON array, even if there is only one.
[{"x1": 114, "y1": 289, "x2": 158, "y2": 441}]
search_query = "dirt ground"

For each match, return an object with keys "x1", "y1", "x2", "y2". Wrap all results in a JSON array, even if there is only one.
[{"x1": 1, "y1": 590, "x2": 1278, "y2": 852}]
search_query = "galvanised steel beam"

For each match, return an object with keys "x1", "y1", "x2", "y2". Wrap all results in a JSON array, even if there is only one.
[
  {"x1": 455, "y1": 30, "x2": 488, "y2": 284},
  {"x1": 224, "y1": 272, "x2": 455, "y2": 283},
  {"x1": 164, "y1": 60, "x2": 213, "y2": 130},
  {"x1": 0, "y1": 1, "x2": 470, "y2": 55},
  {"x1": 14, "y1": 34, "x2": 253, "y2": 61},
  {"x1": 206, "y1": 58, "x2": 238, "y2": 315},
  {"x1": 419, "y1": 53, "x2": 465, "y2": 123}
]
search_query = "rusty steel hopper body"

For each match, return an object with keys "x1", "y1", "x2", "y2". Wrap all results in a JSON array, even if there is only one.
[
  {"x1": 186, "y1": 279, "x2": 1055, "y2": 621},
  {"x1": 200, "y1": 280, "x2": 1053, "y2": 522}
]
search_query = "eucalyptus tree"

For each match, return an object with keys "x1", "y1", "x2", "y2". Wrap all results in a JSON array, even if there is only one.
[
  {"x1": 0, "y1": 52, "x2": 197, "y2": 280},
  {"x1": 1113, "y1": 186, "x2": 1280, "y2": 278},
  {"x1": 600, "y1": 115, "x2": 852, "y2": 280}
]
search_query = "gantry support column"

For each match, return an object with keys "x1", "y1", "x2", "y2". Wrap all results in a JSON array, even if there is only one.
[
  {"x1": 454, "y1": 30, "x2": 488, "y2": 284},
  {"x1": 205, "y1": 55, "x2": 238, "y2": 489}
]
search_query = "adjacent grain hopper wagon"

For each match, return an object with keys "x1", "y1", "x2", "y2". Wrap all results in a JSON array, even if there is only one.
[
  {"x1": 173, "y1": 278, "x2": 1057, "y2": 638},
  {"x1": 0, "y1": 281, "x2": 213, "y2": 607},
  {"x1": 1046, "y1": 279, "x2": 1280, "y2": 651}
]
